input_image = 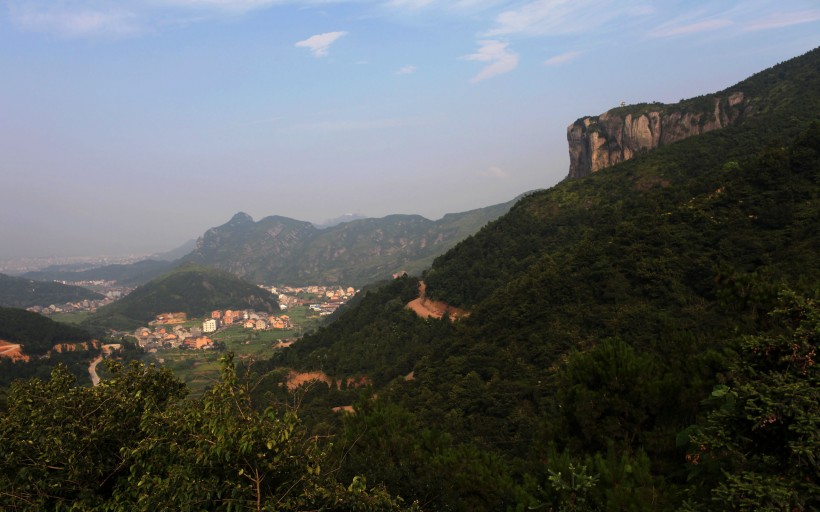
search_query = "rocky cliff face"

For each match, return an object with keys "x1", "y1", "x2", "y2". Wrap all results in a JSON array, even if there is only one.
[{"x1": 567, "y1": 91, "x2": 751, "y2": 179}]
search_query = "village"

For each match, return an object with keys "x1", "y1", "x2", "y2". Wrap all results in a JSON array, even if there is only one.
[
  {"x1": 133, "y1": 309, "x2": 293, "y2": 351},
  {"x1": 266, "y1": 284, "x2": 358, "y2": 315},
  {"x1": 133, "y1": 284, "x2": 359, "y2": 352}
]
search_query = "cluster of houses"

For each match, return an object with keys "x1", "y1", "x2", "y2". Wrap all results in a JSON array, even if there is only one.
[
  {"x1": 206, "y1": 309, "x2": 292, "y2": 332},
  {"x1": 269, "y1": 285, "x2": 358, "y2": 316},
  {"x1": 27, "y1": 281, "x2": 132, "y2": 316},
  {"x1": 27, "y1": 297, "x2": 115, "y2": 316},
  {"x1": 134, "y1": 308, "x2": 298, "y2": 352},
  {"x1": 134, "y1": 324, "x2": 213, "y2": 351},
  {"x1": 131, "y1": 289, "x2": 361, "y2": 353}
]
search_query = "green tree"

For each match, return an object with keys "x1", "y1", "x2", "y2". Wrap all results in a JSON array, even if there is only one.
[
  {"x1": 680, "y1": 292, "x2": 820, "y2": 511},
  {"x1": 0, "y1": 355, "x2": 411, "y2": 511},
  {"x1": 111, "y1": 354, "x2": 409, "y2": 511},
  {"x1": 0, "y1": 360, "x2": 186, "y2": 509},
  {"x1": 557, "y1": 338, "x2": 666, "y2": 453},
  {"x1": 335, "y1": 399, "x2": 518, "y2": 511}
]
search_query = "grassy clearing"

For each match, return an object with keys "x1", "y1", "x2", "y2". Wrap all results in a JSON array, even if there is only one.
[{"x1": 51, "y1": 311, "x2": 92, "y2": 325}]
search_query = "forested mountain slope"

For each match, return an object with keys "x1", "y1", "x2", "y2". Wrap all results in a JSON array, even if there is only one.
[
  {"x1": 183, "y1": 198, "x2": 518, "y2": 286},
  {"x1": 256, "y1": 49, "x2": 820, "y2": 511}
]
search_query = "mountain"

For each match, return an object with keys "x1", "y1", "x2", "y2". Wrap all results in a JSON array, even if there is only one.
[
  {"x1": 0, "y1": 273, "x2": 104, "y2": 308},
  {"x1": 87, "y1": 263, "x2": 279, "y2": 330},
  {"x1": 567, "y1": 47, "x2": 820, "y2": 178},
  {"x1": 22, "y1": 259, "x2": 175, "y2": 287},
  {"x1": 183, "y1": 198, "x2": 518, "y2": 286},
  {"x1": 255, "y1": 48, "x2": 820, "y2": 510}
]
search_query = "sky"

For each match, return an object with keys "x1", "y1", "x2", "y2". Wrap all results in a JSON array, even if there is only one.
[{"x1": 1, "y1": 0, "x2": 819, "y2": 259}]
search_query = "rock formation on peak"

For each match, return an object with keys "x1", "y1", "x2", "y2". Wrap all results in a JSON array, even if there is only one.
[{"x1": 567, "y1": 91, "x2": 751, "y2": 179}]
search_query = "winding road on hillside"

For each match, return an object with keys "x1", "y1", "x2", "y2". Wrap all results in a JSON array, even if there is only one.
[{"x1": 89, "y1": 355, "x2": 103, "y2": 386}]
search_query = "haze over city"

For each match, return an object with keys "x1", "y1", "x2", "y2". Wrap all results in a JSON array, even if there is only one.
[{"x1": 2, "y1": 0, "x2": 818, "y2": 259}]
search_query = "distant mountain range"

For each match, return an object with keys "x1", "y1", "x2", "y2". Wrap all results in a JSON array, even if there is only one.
[
  {"x1": 16, "y1": 199, "x2": 519, "y2": 289},
  {"x1": 0, "y1": 273, "x2": 104, "y2": 309},
  {"x1": 183, "y1": 198, "x2": 519, "y2": 286},
  {"x1": 22, "y1": 259, "x2": 175, "y2": 288}
]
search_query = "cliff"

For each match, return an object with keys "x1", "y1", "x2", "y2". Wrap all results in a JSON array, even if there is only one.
[{"x1": 567, "y1": 91, "x2": 752, "y2": 178}]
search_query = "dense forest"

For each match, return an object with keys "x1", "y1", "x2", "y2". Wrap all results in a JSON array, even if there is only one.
[
  {"x1": 1, "y1": 49, "x2": 818, "y2": 510},
  {"x1": 0, "y1": 357, "x2": 414, "y2": 510}
]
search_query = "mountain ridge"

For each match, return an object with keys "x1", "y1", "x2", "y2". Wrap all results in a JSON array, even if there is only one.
[{"x1": 183, "y1": 197, "x2": 519, "y2": 286}]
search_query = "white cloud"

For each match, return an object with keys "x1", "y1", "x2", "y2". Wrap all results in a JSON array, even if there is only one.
[
  {"x1": 382, "y1": 0, "x2": 506, "y2": 12},
  {"x1": 743, "y1": 9, "x2": 820, "y2": 31},
  {"x1": 384, "y1": 0, "x2": 436, "y2": 8},
  {"x1": 396, "y1": 65, "x2": 417, "y2": 74},
  {"x1": 170, "y1": 0, "x2": 279, "y2": 6},
  {"x1": 462, "y1": 39, "x2": 519, "y2": 83},
  {"x1": 485, "y1": 0, "x2": 652, "y2": 37},
  {"x1": 8, "y1": 2, "x2": 140, "y2": 38},
  {"x1": 649, "y1": 18, "x2": 732, "y2": 38},
  {"x1": 544, "y1": 50, "x2": 581, "y2": 66},
  {"x1": 295, "y1": 31, "x2": 347, "y2": 57}
]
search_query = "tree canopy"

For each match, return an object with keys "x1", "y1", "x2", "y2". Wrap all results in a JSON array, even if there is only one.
[{"x1": 0, "y1": 355, "x2": 413, "y2": 511}]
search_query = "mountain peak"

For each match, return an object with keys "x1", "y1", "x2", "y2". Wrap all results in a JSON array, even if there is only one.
[{"x1": 228, "y1": 212, "x2": 254, "y2": 225}]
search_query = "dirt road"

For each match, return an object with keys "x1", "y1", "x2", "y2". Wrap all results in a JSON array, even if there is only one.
[{"x1": 89, "y1": 355, "x2": 103, "y2": 386}]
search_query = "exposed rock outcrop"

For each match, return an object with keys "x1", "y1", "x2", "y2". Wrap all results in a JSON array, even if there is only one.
[{"x1": 567, "y1": 91, "x2": 751, "y2": 179}]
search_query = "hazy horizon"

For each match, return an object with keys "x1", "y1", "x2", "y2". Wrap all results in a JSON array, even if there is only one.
[{"x1": 2, "y1": 0, "x2": 819, "y2": 259}]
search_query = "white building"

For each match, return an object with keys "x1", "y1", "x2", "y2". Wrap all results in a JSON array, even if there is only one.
[{"x1": 203, "y1": 318, "x2": 219, "y2": 333}]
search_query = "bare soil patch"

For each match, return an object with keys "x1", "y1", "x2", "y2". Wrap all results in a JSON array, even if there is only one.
[
  {"x1": 285, "y1": 370, "x2": 333, "y2": 390},
  {"x1": 0, "y1": 340, "x2": 28, "y2": 362},
  {"x1": 406, "y1": 281, "x2": 469, "y2": 320}
]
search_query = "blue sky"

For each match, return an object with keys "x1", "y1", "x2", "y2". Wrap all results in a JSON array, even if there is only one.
[{"x1": 1, "y1": 0, "x2": 818, "y2": 259}]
